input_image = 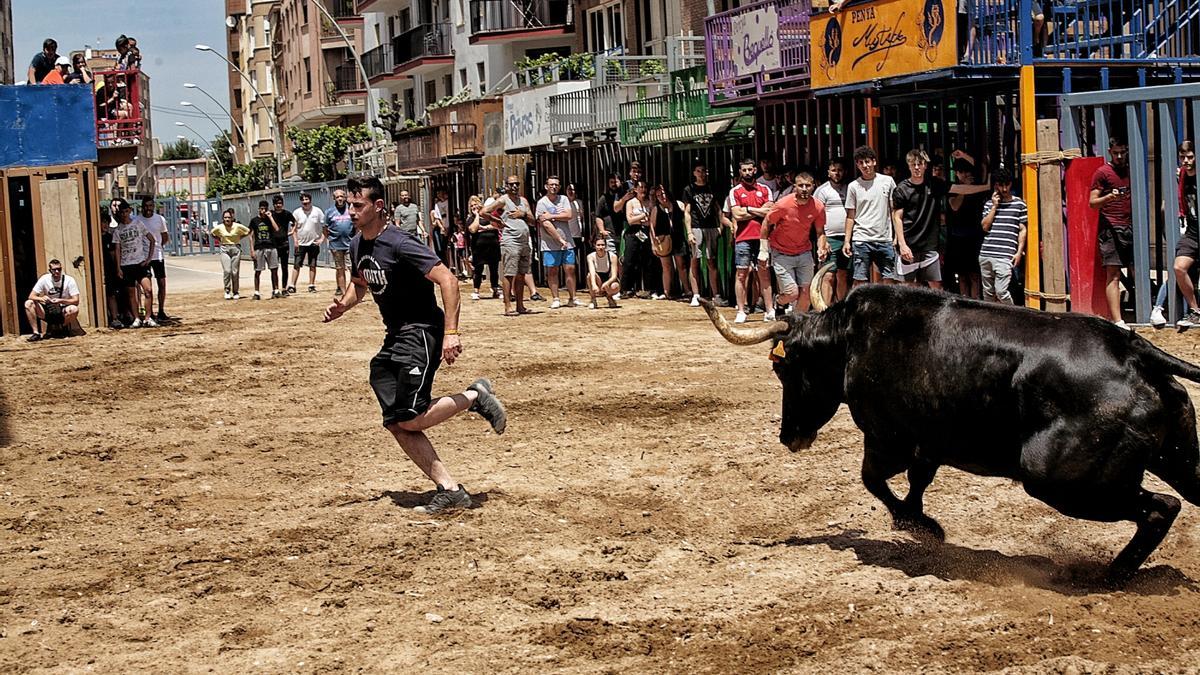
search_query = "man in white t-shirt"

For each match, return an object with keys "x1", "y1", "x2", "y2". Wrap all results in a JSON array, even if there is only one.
[
  {"x1": 112, "y1": 197, "x2": 159, "y2": 327},
  {"x1": 842, "y1": 146, "x2": 899, "y2": 287},
  {"x1": 814, "y1": 158, "x2": 851, "y2": 301},
  {"x1": 535, "y1": 175, "x2": 578, "y2": 308},
  {"x1": 289, "y1": 191, "x2": 327, "y2": 294},
  {"x1": 24, "y1": 259, "x2": 80, "y2": 341},
  {"x1": 133, "y1": 196, "x2": 170, "y2": 322}
]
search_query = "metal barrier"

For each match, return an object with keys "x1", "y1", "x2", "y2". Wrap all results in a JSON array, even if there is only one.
[
  {"x1": 216, "y1": 180, "x2": 355, "y2": 270},
  {"x1": 1061, "y1": 81, "x2": 1200, "y2": 324},
  {"x1": 93, "y1": 68, "x2": 146, "y2": 147}
]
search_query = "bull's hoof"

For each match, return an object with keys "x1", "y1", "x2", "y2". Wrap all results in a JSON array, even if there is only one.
[
  {"x1": 1103, "y1": 564, "x2": 1136, "y2": 589},
  {"x1": 894, "y1": 513, "x2": 946, "y2": 543}
]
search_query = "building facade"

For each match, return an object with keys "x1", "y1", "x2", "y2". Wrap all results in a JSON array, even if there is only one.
[
  {"x1": 271, "y1": 0, "x2": 366, "y2": 134},
  {"x1": 152, "y1": 158, "x2": 210, "y2": 199},
  {"x1": 225, "y1": 0, "x2": 282, "y2": 165}
]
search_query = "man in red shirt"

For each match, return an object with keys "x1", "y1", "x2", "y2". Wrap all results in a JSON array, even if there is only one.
[
  {"x1": 724, "y1": 159, "x2": 776, "y2": 323},
  {"x1": 762, "y1": 172, "x2": 829, "y2": 313},
  {"x1": 1089, "y1": 136, "x2": 1134, "y2": 328}
]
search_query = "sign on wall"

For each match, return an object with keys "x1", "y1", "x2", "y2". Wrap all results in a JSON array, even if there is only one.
[
  {"x1": 731, "y1": 6, "x2": 782, "y2": 76},
  {"x1": 503, "y1": 81, "x2": 590, "y2": 151},
  {"x1": 811, "y1": 0, "x2": 957, "y2": 89}
]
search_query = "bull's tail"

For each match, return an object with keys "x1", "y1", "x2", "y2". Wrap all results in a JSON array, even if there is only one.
[{"x1": 1136, "y1": 338, "x2": 1200, "y2": 382}]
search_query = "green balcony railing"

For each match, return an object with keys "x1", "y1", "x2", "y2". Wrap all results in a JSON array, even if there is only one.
[{"x1": 617, "y1": 88, "x2": 752, "y2": 147}]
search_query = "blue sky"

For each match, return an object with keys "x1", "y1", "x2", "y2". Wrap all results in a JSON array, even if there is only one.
[{"x1": 12, "y1": 0, "x2": 234, "y2": 151}]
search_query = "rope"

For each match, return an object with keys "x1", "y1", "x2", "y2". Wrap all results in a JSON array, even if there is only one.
[
  {"x1": 1021, "y1": 148, "x2": 1083, "y2": 165},
  {"x1": 1024, "y1": 289, "x2": 1070, "y2": 302}
]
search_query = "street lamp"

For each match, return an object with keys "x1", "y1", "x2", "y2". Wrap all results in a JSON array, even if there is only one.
[
  {"x1": 309, "y1": 1, "x2": 377, "y2": 135},
  {"x1": 180, "y1": 100, "x2": 238, "y2": 158},
  {"x1": 175, "y1": 121, "x2": 227, "y2": 177},
  {"x1": 183, "y1": 82, "x2": 247, "y2": 150},
  {"x1": 194, "y1": 44, "x2": 283, "y2": 186}
]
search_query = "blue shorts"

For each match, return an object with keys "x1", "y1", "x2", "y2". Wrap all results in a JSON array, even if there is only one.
[
  {"x1": 852, "y1": 241, "x2": 899, "y2": 281},
  {"x1": 734, "y1": 240, "x2": 760, "y2": 269},
  {"x1": 541, "y1": 249, "x2": 577, "y2": 267}
]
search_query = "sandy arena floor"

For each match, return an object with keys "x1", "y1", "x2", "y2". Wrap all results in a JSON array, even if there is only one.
[{"x1": 4, "y1": 278, "x2": 1200, "y2": 673}]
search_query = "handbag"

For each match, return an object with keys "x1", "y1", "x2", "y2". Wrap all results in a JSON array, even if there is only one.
[{"x1": 652, "y1": 232, "x2": 673, "y2": 257}]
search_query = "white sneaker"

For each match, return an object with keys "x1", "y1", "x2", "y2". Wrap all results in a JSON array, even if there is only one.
[
  {"x1": 550, "y1": 299, "x2": 561, "y2": 309},
  {"x1": 763, "y1": 312, "x2": 776, "y2": 322},
  {"x1": 588, "y1": 301, "x2": 597, "y2": 309},
  {"x1": 471, "y1": 292, "x2": 480, "y2": 301},
  {"x1": 143, "y1": 317, "x2": 158, "y2": 328},
  {"x1": 570, "y1": 298, "x2": 583, "y2": 307},
  {"x1": 613, "y1": 292, "x2": 621, "y2": 301},
  {"x1": 690, "y1": 294, "x2": 701, "y2": 307},
  {"x1": 784, "y1": 305, "x2": 795, "y2": 316},
  {"x1": 1115, "y1": 320, "x2": 1131, "y2": 331},
  {"x1": 734, "y1": 310, "x2": 748, "y2": 324},
  {"x1": 253, "y1": 292, "x2": 261, "y2": 300},
  {"x1": 223, "y1": 292, "x2": 232, "y2": 300},
  {"x1": 130, "y1": 318, "x2": 143, "y2": 328},
  {"x1": 232, "y1": 294, "x2": 240, "y2": 300},
  {"x1": 1150, "y1": 306, "x2": 1167, "y2": 327}
]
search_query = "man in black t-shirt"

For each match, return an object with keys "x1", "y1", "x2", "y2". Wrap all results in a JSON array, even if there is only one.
[
  {"x1": 324, "y1": 175, "x2": 508, "y2": 515},
  {"x1": 892, "y1": 149, "x2": 991, "y2": 289},
  {"x1": 267, "y1": 195, "x2": 295, "y2": 296},
  {"x1": 594, "y1": 173, "x2": 634, "y2": 254},
  {"x1": 248, "y1": 200, "x2": 281, "y2": 299},
  {"x1": 27, "y1": 39, "x2": 58, "y2": 84},
  {"x1": 682, "y1": 162, "x2": 728, "y2": 306}
]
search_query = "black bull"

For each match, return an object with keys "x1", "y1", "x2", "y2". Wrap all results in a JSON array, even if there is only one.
[{"x1": 703, "y1": 262, "x2": 1200, "y2": 583}]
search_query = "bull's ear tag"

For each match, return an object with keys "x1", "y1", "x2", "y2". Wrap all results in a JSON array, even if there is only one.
[{"x1": 770, "y1": 341, "x2": 787, "y2": 362}]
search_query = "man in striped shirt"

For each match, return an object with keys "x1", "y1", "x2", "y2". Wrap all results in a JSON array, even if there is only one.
[{"x1": 978, "y1": 168, "x2": 1028, "y2": 304}]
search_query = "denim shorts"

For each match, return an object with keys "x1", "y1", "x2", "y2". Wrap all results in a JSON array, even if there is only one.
[
  {"x1": 734, "y1": 240, "x2": 761, "y2": 269},
  {"x1": 541, "y1": 249, "x2": 577, "y2": 267},
  {"x1": 852, "y1": 240, "x2": 898, "y2": 281}
]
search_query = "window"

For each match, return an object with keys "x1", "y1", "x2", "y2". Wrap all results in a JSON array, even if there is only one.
[
  {"x1": 301, "y1": 0, "x2": 308, "y2": 25},
  {"x1": 587, "y1": 2, "x2": 624, "y2": 53},
  {"x1": 459, "y1": 68, "x2": 468, "y2": 88},
  {"x1": 233, "y1": 89, "x2": 243, "y2": 109},
  {"x1": 424, "y1": 80, "x2": 437, "y2": 107},
  {"x1": 476, "y1": 62, "x2": 486, "y2": 91},
  {"x1": 399, "y1": 9, "x2": 411, "y2": 32},
  {"x1": 442, "y1": 74, "x2": 453, "y2": 97},
  {"x1": 250, "y1": 70, "x2": 259, "y2": 100},
  {"x1": 304, "y1": 57, "x2": 312, "y2": 93}
]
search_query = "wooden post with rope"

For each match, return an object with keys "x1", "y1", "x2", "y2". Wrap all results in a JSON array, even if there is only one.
[{"x1": 1036, "y1": 119, "x2": 1069, "y2": 312}]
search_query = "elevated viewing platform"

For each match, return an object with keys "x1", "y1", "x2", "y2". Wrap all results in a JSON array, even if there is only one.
[{"x1": 468, "y1": 0, "x2": 573, "y2": 44}]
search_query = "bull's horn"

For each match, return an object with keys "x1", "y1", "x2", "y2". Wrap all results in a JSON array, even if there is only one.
[
  {"x1": 808, "y1": 261, "x2": 837, "y2": 312},
  {"x1": 699, "y1": 299, "x2": 789, "y2": 345}
]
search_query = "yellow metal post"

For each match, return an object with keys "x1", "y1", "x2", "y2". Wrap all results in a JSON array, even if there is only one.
[{"x1": 1020, "y1": 65, "x2": 1041, "y2": 309}]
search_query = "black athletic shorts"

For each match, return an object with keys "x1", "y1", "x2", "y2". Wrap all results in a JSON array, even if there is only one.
[
  {"x1": 369, "y1": 324, "x2": 443, "y2": 427},
  {"x1": 1177, "y1": 232, "x2": 1200, "y2": 261},
  {"x1": 294, "y1": 244, "x2": 320, "y2": 268},
  {"x1": 148, "y1": 260, "x2": 166, "y2": 279},
  {"x1": 1098, "y1": 226, "x2": 1134, "y2": 267},
  {"x1": 120, "y1": 264, "x2": 149, "y2": 288}
]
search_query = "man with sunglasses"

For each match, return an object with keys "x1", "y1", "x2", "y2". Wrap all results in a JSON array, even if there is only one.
[
  {"x1": 25, "y1": 259, "x2": 80, "y2": 341},
  {"x1": 112, "y1": 198, "x2": 158, "y2": 327}
]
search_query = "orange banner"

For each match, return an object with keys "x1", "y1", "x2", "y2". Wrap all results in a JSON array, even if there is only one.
[{"x1": 812, "y1": 0, "x2": 958, "y2": 89}]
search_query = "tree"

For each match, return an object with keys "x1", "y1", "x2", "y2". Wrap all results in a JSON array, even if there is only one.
[
  {"x1": 287, "y1": 124, "x2": 370, "y2": 183},
  {"x1": 159, "y1": 138, "x2": 202, "y2": 161},
  {"x1": 209, "y1": 135, "x2": 235, "y2": 175},
  {"x1": 206, "y1": 157, "x2": 277, "y2": 197}
]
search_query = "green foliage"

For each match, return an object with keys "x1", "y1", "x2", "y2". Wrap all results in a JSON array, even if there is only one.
[
  {"x1": 209, "y1": 135, "x2": 235, "y2": 175},
  {"x1": 403, "y1": 118, "x2": 425, "y2": 130},
  {"x1": 206, "y1": 157, "x2": 278, "y2": 197},
  {"x1": 514, "y1": 51, "x2": 595, "y2": 86},
  {"x1": 425, "y1": 86, "x2": 473, "y2": 113},
  {"x1": 286, "y1": 124, "x2": 370, "y2": 183},
  {"x1": 561, "y1": 53, "x2": 595, "y2": 80},
  {"x1": 641, "y1": 59, "x2": 666, "y2": 76},
  {"x1": 159, "y1": 138, "x2": 202, "y2": 161}
]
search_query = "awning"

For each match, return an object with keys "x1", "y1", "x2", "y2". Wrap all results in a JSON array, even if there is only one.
[{"x1": 623, "y1": 114, "x2": 753, "y2": 148}]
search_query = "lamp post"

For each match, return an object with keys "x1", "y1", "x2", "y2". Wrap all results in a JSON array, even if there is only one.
[
  {"x1": 175, "y1": 122, "x2": 227, "y2": 177},
  {"x1": 194, "y1": 44, "x2": 284, "y2": 186},
  {"x1": 183, "y1": 82, "x2": 247, "y2": 150},
  {"x1": 310, "y1": 0, "x2": 377, "y2": 135},
  {"x1": 180, "y1": 100, "x2": 238, "y2": 159}
]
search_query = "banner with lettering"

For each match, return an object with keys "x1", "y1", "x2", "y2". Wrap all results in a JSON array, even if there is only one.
[
  {"x1": 732, "y1": 6, "x2": 782, "y2": 76},
  {"x1": 811, "y1": 0, "x2": 957, "y2": 89}
]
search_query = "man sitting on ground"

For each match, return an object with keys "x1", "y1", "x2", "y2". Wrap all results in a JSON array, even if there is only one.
[{"x1": 25, "y1": 259, "x2": 80, "y2": 341}]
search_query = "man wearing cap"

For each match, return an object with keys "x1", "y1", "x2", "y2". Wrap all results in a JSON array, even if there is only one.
[{"x1": 40, "y1": 56, "x2": 71, "y2": 84}]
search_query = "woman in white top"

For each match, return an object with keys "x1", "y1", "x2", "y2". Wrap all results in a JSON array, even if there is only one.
[{"x1": 586, "y1": 235, "x2": 620, "y2": 308}]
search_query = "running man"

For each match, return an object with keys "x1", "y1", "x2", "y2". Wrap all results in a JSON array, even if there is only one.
[{"x1": 324, "y1": 175, "x2": 507, "y2": 514}]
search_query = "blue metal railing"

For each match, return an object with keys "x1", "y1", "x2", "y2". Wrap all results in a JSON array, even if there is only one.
[{"x1": 962, "y1": 0, "x2": 1200, "y2": 66}]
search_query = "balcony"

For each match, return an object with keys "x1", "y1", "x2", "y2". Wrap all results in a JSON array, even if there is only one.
[
  {"x1": 94, "y1": 68, "x2": 148, "y2": 168},
  {"x1": 332, "y1": 64, "x2": 365, "y2": 95},
  {"x1": 324, "y1": 0, "x2": 359, "y2": 19},
  {"x1": 363, "y1": 43, "x2": 393, "y2": 82},
  {"x1": 618, "y1": 88, "x2": 753, "y2": 147},
  {"x1": 548, "y1": 84, "x2": 631, "y2": 136},
  {"x1": 394, "y1": 124, "x2": 480, "y2": 172},
  {"x1": 427, "y1": 97, "x2": 503, "y2": 154},
  {"x1": 469, "y1": 0, "x2": 573, "y2": 44},
  {"x1": 705, "y1": 0, "x2": 811, "y2": 105},
  {"x1": 393, "y1": 22, "x2": 452, "y2": 75}
]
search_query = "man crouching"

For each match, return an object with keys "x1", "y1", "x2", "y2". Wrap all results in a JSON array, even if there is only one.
[{"x1": 324, "y1": 175, "x2": 507, "y2": 514}]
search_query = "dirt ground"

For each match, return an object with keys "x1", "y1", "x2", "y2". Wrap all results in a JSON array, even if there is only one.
[{"x1": 4, "y1": 281, "x2": 1200, "y2": 673}]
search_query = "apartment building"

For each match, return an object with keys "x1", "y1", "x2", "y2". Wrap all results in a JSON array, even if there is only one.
[
  {"x1": 270, "y1": 0, "x2": 366, "y2": 132},
  {"x1": 225, "y1": 0, "x2": 281, "y2": 165}
]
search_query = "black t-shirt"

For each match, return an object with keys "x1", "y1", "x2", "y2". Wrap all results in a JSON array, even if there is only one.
[
  {"x1": 596, "y1": 190, "x2": 628, "y2": 238},
  {"x1": 102, "y1": 229, "x2": 117, "y2": 274},
  {"x1": 469, "y1": 214, "x2": 500, "y2": 248},
  {"x1": 946, "y1": 191, "x2": 989, "y2": 240},
  {"x1": 269, "y1": 209, "x2": 295, "y2": 247},
  {"x1": 683, "y1": 183, "x2": 720, "y2": 229},
  {"x1": 1184, "y1": 173, "x2": 1198, "y2": 239},
  {"x1": 249, "y1": 216, "x2": 275, "y2": 246},
  {"x1": 30, "y1": 52, "x2": 55, "y2": 83},
  {"x1": 892, "y1": 176, "x2": 950, "y2": 253},
  {"x1": 351, "y1": 225, "x2": 444, "y2": 334}
]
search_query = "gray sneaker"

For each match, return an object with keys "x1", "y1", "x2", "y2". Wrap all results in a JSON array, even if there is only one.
[
  {"x1": 468, "y1": 378, "x2": 507, "y2": 434},
  {"x1": 1179, "y1": 308, "x2": 1200, "y2": 328},
  {"x1": 413, "y1": 485, "x2": 472, "y2": 514}
]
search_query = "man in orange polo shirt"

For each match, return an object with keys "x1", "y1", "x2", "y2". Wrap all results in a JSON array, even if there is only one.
[{"x1": 762, "y1": 172, "x2": 830, "y2": 313}]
